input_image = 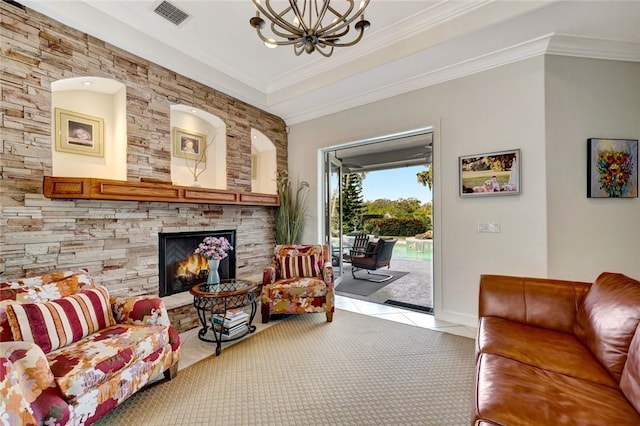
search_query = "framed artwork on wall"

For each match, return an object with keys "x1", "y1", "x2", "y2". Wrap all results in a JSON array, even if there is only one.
[
  {"x1": 54, "y1": 108, "x2": 104, "y2": 157},
  {"x1": 173, "y1": 127, "x2": 206, "y2": 161},
  {"x1": 459, "y1": 149, "x2": 521, "y2": 197},
  {"x1": 587, "y1": 138, "x2": 638, "y2": 198}
]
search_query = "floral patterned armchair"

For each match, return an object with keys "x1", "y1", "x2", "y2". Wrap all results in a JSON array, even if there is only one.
[{"x1": 261, "y1": 244, "x2": 334, "y2": 323}]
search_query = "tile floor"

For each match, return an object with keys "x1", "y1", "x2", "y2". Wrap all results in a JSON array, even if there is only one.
[
  {"x1": 335, "y1": 294, "x2": 477, "y2": 338},
  {"x1": 178, "y1": 295, "x2": 477, "y2": 371}
]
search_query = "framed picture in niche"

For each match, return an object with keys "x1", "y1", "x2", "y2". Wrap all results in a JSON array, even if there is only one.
[
  {"x1": 54, "y1": 108, "x2": 104, "y2": 157},
  {"x1": 587, "y1": 138, "x2": 638, "y2": 198},
  {"x1": 173, "y1": 127, "x2": 206, "y2": 161},
  {"x1": 459, "y1": 149, "x2": 521, "y2": 197}
]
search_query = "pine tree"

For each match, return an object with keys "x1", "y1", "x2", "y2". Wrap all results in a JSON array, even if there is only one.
[{"x1": 341, "y1": 173, "x2": 366, "y2": 233}]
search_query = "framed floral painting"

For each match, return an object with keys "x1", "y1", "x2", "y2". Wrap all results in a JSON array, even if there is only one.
[{"x1": 587, "y1": 138, "x2": 638, "y2": 198}]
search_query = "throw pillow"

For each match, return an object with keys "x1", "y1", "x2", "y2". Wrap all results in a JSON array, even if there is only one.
[
  {"x1": 6, "y1": 286, "x2": 115, "y2": 354},
  {"x1": 574, "y1": 272, "x2": 640, "y2": 382},
  {"x1": 0, "y1": 269, "x2": 95, "y2": 342},
  {"x1": 279, "y1": 254, "x2": 321, "y2": 279},
  {"x1": 112, "y1": 295, "x2": 170, "y2": 327}
]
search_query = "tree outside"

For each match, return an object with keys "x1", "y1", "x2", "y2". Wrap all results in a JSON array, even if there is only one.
[
  {"x1": 416, "y1": 164, "x2": 432, "y2": 190},
  {"x1": 339, "y1": 166, "x2": 433, "y2": 237},
  {"x1": 341, "y1": 173, "x2": 366, "y2": 233}
]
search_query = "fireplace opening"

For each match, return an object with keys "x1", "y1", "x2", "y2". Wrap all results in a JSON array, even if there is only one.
[{"x1": 159, "y1": 230, "x2": 236, "y2": 297}]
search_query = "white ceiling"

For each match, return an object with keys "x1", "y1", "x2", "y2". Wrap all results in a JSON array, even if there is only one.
[{"x1": 22, "y1": 1, "x2": 640, "y2": 126}]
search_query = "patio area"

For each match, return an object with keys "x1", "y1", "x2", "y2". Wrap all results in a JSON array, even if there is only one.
[{"x1": 336, "y1": 239, "x2": 433, "y2": 312}]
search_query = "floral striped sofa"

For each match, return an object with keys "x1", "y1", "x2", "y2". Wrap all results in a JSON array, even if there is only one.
[
  {"x1": 261, "y1": 244, "x2": 334, "y2": 323},
  {"x1": 0, "y1": 270, "x2": 180, "y2": 425}
]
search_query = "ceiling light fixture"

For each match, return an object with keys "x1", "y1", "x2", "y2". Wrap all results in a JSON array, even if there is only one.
[{"x1": 249, "y1": 0, "x2": 370, "y2": 57}]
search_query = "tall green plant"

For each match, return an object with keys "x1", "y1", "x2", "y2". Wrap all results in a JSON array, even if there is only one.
[
  {"x1": 341, "y1": 173, "x2": 366, "y2": 233},
  {"x1": 275, "y1": 171, "x2": 309, "y2": 244}
]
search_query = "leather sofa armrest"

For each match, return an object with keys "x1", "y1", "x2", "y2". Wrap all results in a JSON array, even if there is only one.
[{"x1": 479, "y1": 274, "x2": 592, "y2": 334}]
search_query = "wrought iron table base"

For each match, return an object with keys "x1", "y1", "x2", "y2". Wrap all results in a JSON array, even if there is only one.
[{"x1": 191, "y1": 281, "x2": 259, "y2": 356}]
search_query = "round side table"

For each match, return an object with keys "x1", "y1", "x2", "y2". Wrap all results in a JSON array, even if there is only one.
[{"x1": 190, "y1": 279, "x2": 260, "y2": 356}]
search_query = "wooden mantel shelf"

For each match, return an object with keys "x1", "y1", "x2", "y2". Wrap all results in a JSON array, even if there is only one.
[{"x1": 43, "y1": 177, "x2": 279, "y2": 207}]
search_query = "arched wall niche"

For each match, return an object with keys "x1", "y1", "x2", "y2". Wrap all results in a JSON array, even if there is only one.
[
  {"x1": 170, "y1": 105, "x2": 227, "y2": 189},
  {"x1": 251, "y1": 128, "x2": 277, "y2": 194},
  {"x1": 51, "y1": 77, "x2": 127, "y2": 179}
]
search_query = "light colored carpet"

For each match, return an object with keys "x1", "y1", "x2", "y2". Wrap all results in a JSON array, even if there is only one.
[{"x1": 96, "y1": 309, "x2": 475, "y2": 425}]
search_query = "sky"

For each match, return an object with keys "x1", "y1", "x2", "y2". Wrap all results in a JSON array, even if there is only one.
[{"x1": 361, "y1": 165, "x2": 432, "y2": 204}]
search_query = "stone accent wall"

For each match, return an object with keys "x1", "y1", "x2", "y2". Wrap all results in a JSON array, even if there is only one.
[
  {"x1": 0, "y1": 3, "x2": 287, "y2": 297},
  {"x1": 167, "y1": 304, "x2": 200, "y2": 335}
]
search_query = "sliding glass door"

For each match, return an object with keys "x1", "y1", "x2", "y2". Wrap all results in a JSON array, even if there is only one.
[{"x1": 325, "y1": 152, "x2": 343, "y2": 276}]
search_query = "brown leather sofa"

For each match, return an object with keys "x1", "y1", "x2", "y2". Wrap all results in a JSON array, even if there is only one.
[{"x1": 473, "y1": 272, "x2": 640, "y2": 425}]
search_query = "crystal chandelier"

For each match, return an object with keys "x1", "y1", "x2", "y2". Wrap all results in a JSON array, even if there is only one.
[{"x1": 249, "y1": 1, "x2": 371, "y2": 57}]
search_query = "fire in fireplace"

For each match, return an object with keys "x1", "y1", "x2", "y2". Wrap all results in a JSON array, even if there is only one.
[
  {"x1": 158, "y1": 230, "x2": 236, "y2": 297},
  {"x1": 175, "y1": 254, "x2": 209, "y2": 278}
]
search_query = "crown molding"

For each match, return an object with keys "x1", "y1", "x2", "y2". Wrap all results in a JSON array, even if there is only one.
[
  {"x1": 547, "y1": 34, "x2": 640, "y2": 62},
  {"x1": 267, "y1": 0, "x2": 492, "y2": 94},
  {"x1": 282, "y1": 34, "x2": 639, "y2": 125},
  {"x1": 267, "y1": 0, "x2": 555, "y2": 105},
  {"x1": 19, "y1": 0, "x2": 640, "y2": 127},
  {"x1": 20, "y1": 0, "x2": 267, "y2": 108}
]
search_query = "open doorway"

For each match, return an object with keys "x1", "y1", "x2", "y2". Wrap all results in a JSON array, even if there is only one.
[{"x1": 322, "y1": 128, "x2": 434, "y2": 314}]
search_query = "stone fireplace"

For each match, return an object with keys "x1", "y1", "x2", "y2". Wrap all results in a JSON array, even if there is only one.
[
  {"x1": 1, "y1": 3, "x2": 285, "y2": 333},
  {"x1": 159, "y1": 230, "x2": 237, "y2": 297}
]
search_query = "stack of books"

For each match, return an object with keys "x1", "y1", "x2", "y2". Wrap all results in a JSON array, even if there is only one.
[{"x1": 211, "y1": 308, "x2": 249, "y2": 338}]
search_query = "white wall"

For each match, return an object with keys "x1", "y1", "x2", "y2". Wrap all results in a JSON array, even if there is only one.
[
  {"x1": 289, "y1": 57, "x2": 547, "y2": 326},
  {"x1": 545, "y1": 57, "x2": 640, "y2": 280}
]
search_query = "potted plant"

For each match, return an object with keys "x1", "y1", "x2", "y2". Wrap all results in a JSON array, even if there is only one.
[{"x1": 275, "y1": 170, "x2": 309, "y2": 244}]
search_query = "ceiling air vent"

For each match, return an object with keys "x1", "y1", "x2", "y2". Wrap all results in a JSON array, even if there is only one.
[{"x1": 153, "y1": 1, "x2": 189, "y2": 26}]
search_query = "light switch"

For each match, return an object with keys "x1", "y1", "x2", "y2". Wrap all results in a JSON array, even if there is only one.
[{"x1": 477, "y1": 222, "x2": 500, "y2": 233}]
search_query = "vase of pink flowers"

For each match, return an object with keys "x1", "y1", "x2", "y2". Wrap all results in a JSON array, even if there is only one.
[{"x1": 194, "y1": 236, "x2": 233, "y2": 285}]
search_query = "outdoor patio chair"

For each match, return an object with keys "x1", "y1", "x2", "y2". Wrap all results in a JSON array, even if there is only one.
[
  {"x1": 350, "y1": 238, "x2": 398, "y2": 282},
  {"x1": 344, "y1": 232, "x2": 370, "y2": 263}
]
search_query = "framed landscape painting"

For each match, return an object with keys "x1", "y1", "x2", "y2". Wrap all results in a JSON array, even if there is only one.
[
  {"x1": 55, "y1": 108, "x2": 104, "y2": 157},
  {"x1": 459, "y1": 149, "x2": 521, "y2": 197},
  {"x1": 173, "y1": 127, "x2": 206, "y2": 161},
  {"x1": 587, "y1": 138, "x2": 638, "y2": 198}
]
